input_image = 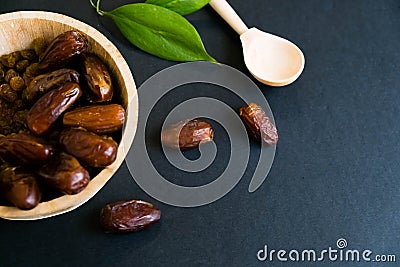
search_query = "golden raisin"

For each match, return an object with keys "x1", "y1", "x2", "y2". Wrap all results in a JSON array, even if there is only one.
[
  {"x1": 0, "y1": 52, "x2": 21, "y2": 68},
  {"x1": 15, "y1": 60, "x2": 30, "y2": 72},
  {"x1": 9, "y1": 76, "x2": 25, "y2": 91},
  {"x1": 32, "y1": 38, "x2": 47, "y2": 58},
  {"x1": 0, "y1": 64, "x2": 5, "y2": 82},
  {"x1": 5, "y1": 69, "x2": 18, "y2": 83},
  {"x1": 23, "y1": 63, "x2": 40, "y2": 85},
  {"x1": 20, "y1": 49, "x2": 37, "y2": 61},
  {"x1": 0, "y1": 84, "x2": 18, "y2": 103}
]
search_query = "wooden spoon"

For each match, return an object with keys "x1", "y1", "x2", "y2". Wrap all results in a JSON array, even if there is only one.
[{"x1": 210, "y1": 0, "x2": 305, "y2": 86}]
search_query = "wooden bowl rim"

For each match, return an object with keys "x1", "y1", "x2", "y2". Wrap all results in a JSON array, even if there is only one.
[{"x1": 0, "y1": 11, "x2": 139, "y2": 220}]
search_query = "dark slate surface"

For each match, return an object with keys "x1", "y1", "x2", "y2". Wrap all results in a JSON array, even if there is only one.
[{"x1": 1, "y1": 1, "x2": 399, "y2": 266}]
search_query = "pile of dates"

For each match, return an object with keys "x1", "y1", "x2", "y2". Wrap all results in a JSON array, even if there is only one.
[{"x1": 0, "y1": 30, "x2": 126, "y2": 210}]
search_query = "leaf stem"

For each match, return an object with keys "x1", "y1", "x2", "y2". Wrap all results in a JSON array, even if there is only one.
[{"x1": 90, "y1": 0, "x2": 105, "y2": 16}]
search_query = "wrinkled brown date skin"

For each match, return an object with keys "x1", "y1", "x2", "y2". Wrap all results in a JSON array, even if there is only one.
[
  {"x1": 100, "y1": 200, "x2": 161, "y2": 233},
  {"x1": 27, "y1": 82, "x2": 82, "y2": 135},
  {"x1": 59, "y1": 128, "x2": 118, "y2": 167},
  {"x1": 239, "y1": 102, "x2": 278, "y2": 145},
  {"x1": 39, "y1": 30, "x2": 88, "y2": 71},
  {"x1": 81, "y1": 53, "x2": 113, "y2": 102},
  {"x1": 24, "y1": 68, "x2": 80, "y2": 104},
  {"x1": 63, "y1": 104, "x2": 125, "y2": 134},
  {"x1": 0, "y1": 132, "x2": 54, "y2": 166},
  {"x1": 0, "y1": 167, "x2": 41, "y2": 210},
  {"x1": 38, "y1": 152, "x2": 90, "y2": 195},
  {"x1": 161, "y1": 119, "x2": 214, "y2": 150}
]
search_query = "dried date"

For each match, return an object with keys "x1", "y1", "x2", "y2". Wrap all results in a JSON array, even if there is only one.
[
  {"x1": 239, "y1": 102, "x2": 278, "y2": 145},
  {"x1": 59, "y1": 128, "x2": 118, "y2": 167},
  {"x1": 100, "y1": 200, "x2": 161, "y2": 233},
  {"x1": 63, "y1": 104, "x2": 125, "y2": 134},
  {"x1": 38, "y1": 152, "x2": 90, "y2": 195},
  {"x1": 39, "y1": 30, "x2": 88, "y2": 71},
  {"x1": 0, "y1": 132, "x2": 54, "y2": 166},
  {"x1": 24, "y1": 68, "x2": 80, "y2": 104},
  {"x1": 27, "y1": 82, "x2": 82, "y2": 135},
  {"x1": 81, "y1": 53, "x2": 113, "y2": 102},
  {"x1": 0, "y1": 167, "x2": 41, "y2": 210},
  {"x1": 161, "y1": 119, "x2": 214, "y2": 150}
]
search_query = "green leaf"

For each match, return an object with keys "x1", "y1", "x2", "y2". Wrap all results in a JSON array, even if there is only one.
[
  {"x1": 104, "y1": 3, "x2": 216, "y2": 62},
  {"x1": 145, "y1": 0, "x2": 210, "y2": 15}
]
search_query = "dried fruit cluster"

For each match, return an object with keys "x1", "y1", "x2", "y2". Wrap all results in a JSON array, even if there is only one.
[
  {"x1": 0, "y1": 30, "x2": 125, "y2": 210},
  {"x1": 0, "y1": 38, "x2": 45, "y2": 135}
]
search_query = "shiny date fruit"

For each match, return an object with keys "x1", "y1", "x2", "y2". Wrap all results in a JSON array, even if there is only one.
[
  {"x1": 81, "y1": 53, "x2": 113, "y2": 102},
  {"x1": 27, "y1": 82, "x2": 82, "y2": 135},
  {"x1": 24, "y1": 68, "x2": 80, "y2": 104},
  {"x1": 161, "y1": 119, "x2": 214, "y2": 150},
  {"x1": 39, "y1": 30, "x2": 88, "y2": 71},
  {"x1": 38, "y1": 152, "x2": 90, "y2": 195},
  {"x1": 100, "y1": 200, "x2": 161, "y2": 233},
  {"x1": 239, "y1": 102, "x2": 278, "y2": 145},
  {"x1": 59, "y1": 128, "x2": 118, "y2": 167},
  {"x1": 0, "y1": 167, "x2": 41, "y2": 210},
  {"x1": 63, "y1": 104, "x2": 125, "y2": 134},
  {"x1": 0, "y1": 132, "x2": 54, "y2": 166}
]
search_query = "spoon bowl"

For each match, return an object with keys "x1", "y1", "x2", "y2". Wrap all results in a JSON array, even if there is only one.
[
  {"x1": 210, "y1": 0, "x2": 305, "y2": 86},
  {"x1": 241, "y1": 28, "x2": 305, "y2": 86}
]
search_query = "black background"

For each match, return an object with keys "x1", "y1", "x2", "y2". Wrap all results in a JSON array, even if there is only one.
[{"x1": 1, "y1": 1, "x2": 400, "y2": 266}]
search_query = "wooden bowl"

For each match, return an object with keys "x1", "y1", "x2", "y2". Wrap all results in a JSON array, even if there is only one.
[{"x1": 0, "y1": 11, "x2": 138, "y2": 220}]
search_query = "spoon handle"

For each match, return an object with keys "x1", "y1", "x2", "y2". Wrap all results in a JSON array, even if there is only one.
[{"x1": 209, "y1": 0, "x2": 248, "y2": 35}]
